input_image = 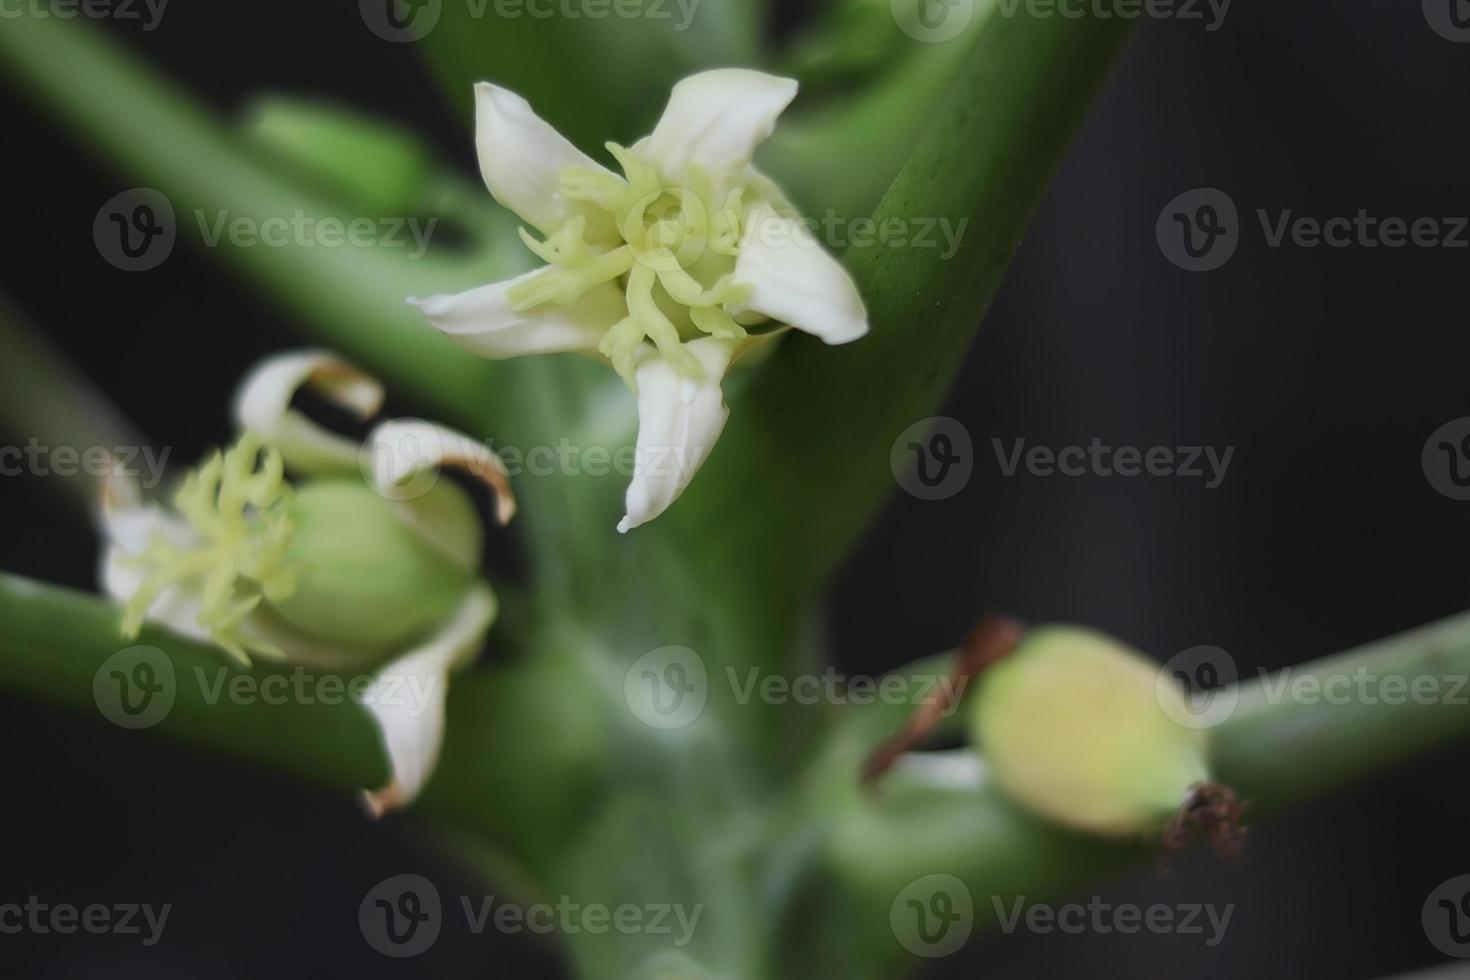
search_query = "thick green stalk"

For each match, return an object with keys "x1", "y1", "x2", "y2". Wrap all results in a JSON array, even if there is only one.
[
  {"x1": 762, "y1": 8, "x2": 990, "y2": 220},
  {"x1": 676, "y1": 2, "x2": 1139, "y2": 601}
]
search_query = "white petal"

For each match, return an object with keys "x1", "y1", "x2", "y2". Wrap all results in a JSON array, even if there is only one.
[
  {"x1": 364, "y1": 418, "x2": 514, "y2": 573},
  {"x1": 233, "y1": 350, "x2": 384, "y2": 474},
  {"x1": 731, "y1": 204, "x2": 869, "y2": 345},
  {"x1": 618, "y1": 339, "x2": 736, "y2": 534},
  {"x1": 409, "y1": 268, "x2": 622, "y2": 360},
  {"x1": 97, "y1": 465, "x2": 210, "y2": 643},
  {"x1": 475, "y1": 82, "x2": 617, "y2": 237},
  {"x1": 643, "y1": 70, "x2": 798, "y2": 184},
  {"x1": 101, "y1": 524, "x2": 211, "y2": 646},
  {"x1": 361, "y1": 583, "x2": 497, "y2": 816}
]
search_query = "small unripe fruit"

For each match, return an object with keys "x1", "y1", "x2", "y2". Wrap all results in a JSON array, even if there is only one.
[
  {"x1": 269, "y1": 479, "x2": 475, "y2": 654},
  {"x1": 969, "y1": 625, "x2": 1211, "y2": 837}
]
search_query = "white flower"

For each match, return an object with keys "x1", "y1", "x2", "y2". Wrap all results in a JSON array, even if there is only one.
[
  {"x1": 98, "y1": 350, "x2": 514, "y2": 815},
  {"x1": 410, "y1": 69, "x2": 868, "y2": 532}
]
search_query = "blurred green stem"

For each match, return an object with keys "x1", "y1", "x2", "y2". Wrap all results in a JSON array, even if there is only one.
[
  {"x1": 0, "y1": 13, "x2": 507, "y2": 426},
  {"x1": 0, "y1": 291, "x2": 141, "y2": 516}
]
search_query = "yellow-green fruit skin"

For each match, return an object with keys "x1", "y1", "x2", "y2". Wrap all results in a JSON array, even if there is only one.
[
  {"x1": 970, "y1": 626, "x2": 1209, "y2": 836},
  {"x1": 269, "y1": 479, "x2": 474, "y2": 653}
]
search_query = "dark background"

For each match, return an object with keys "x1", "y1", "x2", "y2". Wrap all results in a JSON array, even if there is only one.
[{"x1": 2, "y1": 0, "x2": 1469, "y2": 976}]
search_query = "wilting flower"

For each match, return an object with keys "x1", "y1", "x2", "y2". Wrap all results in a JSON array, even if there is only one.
[
  {"x1": 411, "y1": 69, "x2": 868, "y2": 532},
  {"x1": 98, "y1": 350, "x2": 514, "y2": 814}
]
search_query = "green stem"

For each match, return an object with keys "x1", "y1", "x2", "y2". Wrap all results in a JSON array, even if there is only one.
[
  {"x1": 0, "y1": 12, "x2": 508, "y2": 425},
  {"x1": 763, "y1": 8, "x2": 989, "y2": 220},
  {"x1": 0, "y1": 291, "x2": 142, "y2": 516},
  {"x1": 1211, "y1": 610, "x2": 1470, "y2": 810},
  {"x1": 0, "y1": 573, "x2": 387, "y2": 793}
]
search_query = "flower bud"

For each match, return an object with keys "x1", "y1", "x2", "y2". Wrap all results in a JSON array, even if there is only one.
[
  {"x1": 268, "y1": 479, "x2": 476, "y2": 654},
  {"x1": 969, "y1": 625, "x2": 1210, "y2": 837}
]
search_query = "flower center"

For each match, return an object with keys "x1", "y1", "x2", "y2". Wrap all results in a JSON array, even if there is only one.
[
  {"x1": 121, "y1": 433, "x2": 300, "y2": 663},
  {"x1": 506, "y1": 142, "x2": 767, "y2": 386}
]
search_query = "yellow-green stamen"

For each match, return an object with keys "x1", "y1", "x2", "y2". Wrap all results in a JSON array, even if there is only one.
[
  {"x1": 120, "y1": 433, "x2": 300, "y2": 664},
  {"x1": 506, "y1": 141, "x2": 769, "y2": 388}
]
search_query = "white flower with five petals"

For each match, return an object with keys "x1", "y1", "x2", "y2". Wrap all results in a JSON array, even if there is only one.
[{"x1": 410, "y1": 69, "x2": 868, "y2": 532}]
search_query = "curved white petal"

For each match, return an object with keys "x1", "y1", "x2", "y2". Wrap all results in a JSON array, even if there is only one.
[
  {"x1": 475, "y1": 82, "x2": 617, "y2": 237},
  {"x1": 618, "y1": 339, "x2": 736, "y2": 534},
  {"x1": 409, "y1": 268, "x2": 622, "y2": 360},
  {"x1": 367, "y1": 418, "x2": 515, "y2": 524},
  {"x1": 361, "y1": 582, "x2": 497, "y2": 816},
  {"x1": 731, "y1": 204, "x2": 868, "y2": 345},
  {"x1": 365, "y1": 419, "x2": 514, "y2": 575},
  {"x1": 233, "y1": 350, "x2": 384, "y2": 474},
  {"x1": 643, "y1": 70, "x2": 798, "y2": 184}
]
